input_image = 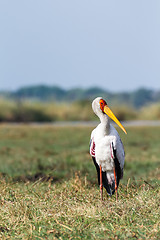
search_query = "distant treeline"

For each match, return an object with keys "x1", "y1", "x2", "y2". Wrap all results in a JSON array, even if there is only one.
[{"x1": 1, "y1": 85, "x2": 160, "y2": 108}]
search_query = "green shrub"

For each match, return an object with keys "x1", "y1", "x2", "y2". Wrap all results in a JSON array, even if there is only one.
[{"x1": 0, "y1": 98, "x2": 160, "y2": 122}]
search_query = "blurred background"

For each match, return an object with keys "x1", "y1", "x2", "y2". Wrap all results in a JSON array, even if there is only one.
[{"x1": 0, "y1": 0, "x2": 160, "y2": 123}]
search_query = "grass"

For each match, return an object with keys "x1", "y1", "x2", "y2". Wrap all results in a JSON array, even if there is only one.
[{"x1": 0, "y1": 125, "x2": 159, "y2": 239}]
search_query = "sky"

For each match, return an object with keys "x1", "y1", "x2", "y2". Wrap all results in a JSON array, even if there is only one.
[{"x1": 0, "y1": 0, "x2": 160, "y2": 92}]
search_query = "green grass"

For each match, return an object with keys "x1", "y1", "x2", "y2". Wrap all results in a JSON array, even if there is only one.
[{"x1": 0, "y1": 125, "x2": 159, "y2": 239}]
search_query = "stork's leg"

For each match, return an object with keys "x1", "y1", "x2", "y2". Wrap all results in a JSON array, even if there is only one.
[
  {"x1": 100, "y1": 165, "x2": 103, "y2": 201},
  {"x1": 113, "y1": 167, "x2": 118, "y2": 201}
]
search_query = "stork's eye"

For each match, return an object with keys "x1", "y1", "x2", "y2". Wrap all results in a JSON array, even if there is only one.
[{"x1": 100, "y1": 100, "x2": 105, "y2": 105}]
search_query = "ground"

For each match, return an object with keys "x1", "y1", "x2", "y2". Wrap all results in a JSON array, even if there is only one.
[{"x1": 0, "y1": 125, "x2": 159, "y2": 239}]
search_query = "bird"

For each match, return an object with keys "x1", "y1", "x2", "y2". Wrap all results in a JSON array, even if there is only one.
[{"x1": 90, "y1": 97, "x2": 127, "y2": 201}]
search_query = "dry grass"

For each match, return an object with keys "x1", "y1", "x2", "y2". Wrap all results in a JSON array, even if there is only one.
[
  {"x1": 0, "y1": 125, "x2": 159, "y2": 239},
  {"x1": 0, "y1": 98, "x2": 93, "y2": 122},
  {"x1": 0, "y1": 176, "x2": 159, "y2": 239},
  {"x1": 0, "y1": 97, "x2": 153, "y2": 122},
  {"x1": 1, "y1": 97, "x2": 160, "y2": 122},
  {"x1": 140, "y1": 103, "x2": 160, "y2": 120}
]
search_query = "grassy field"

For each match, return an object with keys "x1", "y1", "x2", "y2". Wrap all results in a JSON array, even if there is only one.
[{"x1": 0, "y1": 125, "x2": 159, "y2": 239}]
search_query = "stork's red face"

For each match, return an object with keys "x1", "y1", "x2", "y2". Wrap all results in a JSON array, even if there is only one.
[
  {"x1": 99, "y1": 99, "x2": 107, "y2": 112},
  {"x1": 99, "y1": 98, "x2": 127, "y2": 134}
]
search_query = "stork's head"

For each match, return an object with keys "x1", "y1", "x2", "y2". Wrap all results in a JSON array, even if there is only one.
[{"x1": 92, "y1": 97, "x2": 127, "y2": 134}]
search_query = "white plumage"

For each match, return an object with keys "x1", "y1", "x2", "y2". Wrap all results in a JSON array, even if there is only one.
[
  {"x1": 90, "y1": 97, "x2": 126, "y2": 199},
  {"x1": 91, "y1": 125, "x2": 125, "y2": 171}
]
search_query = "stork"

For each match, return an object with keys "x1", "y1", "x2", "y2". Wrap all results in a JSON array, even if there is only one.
[{"x1": 90, "y1": 97, "x2": 127, "y2": 200}]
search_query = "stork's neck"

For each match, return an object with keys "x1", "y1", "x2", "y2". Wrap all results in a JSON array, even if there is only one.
[{"x1": 99, "y1": 113, "x2": 110, "y2": 135}]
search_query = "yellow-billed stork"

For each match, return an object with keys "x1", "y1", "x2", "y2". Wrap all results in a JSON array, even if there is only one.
[{"x1": 90, "y1": 97, "x2": 127, "y2": 200}]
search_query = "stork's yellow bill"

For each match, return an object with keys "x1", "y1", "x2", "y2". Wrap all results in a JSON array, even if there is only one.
[{"x1": 103, "y1": 105, "x2": 127, "y2": 134}]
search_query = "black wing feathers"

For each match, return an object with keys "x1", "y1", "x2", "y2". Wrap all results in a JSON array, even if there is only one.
[{"x1": 112, "y1": 143, "x2": 122, "y2": 188}]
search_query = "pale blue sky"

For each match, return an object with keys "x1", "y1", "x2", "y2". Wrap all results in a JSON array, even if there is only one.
[{"x1": 0, "y1": 1, "x2": 160, "y2": 92}]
